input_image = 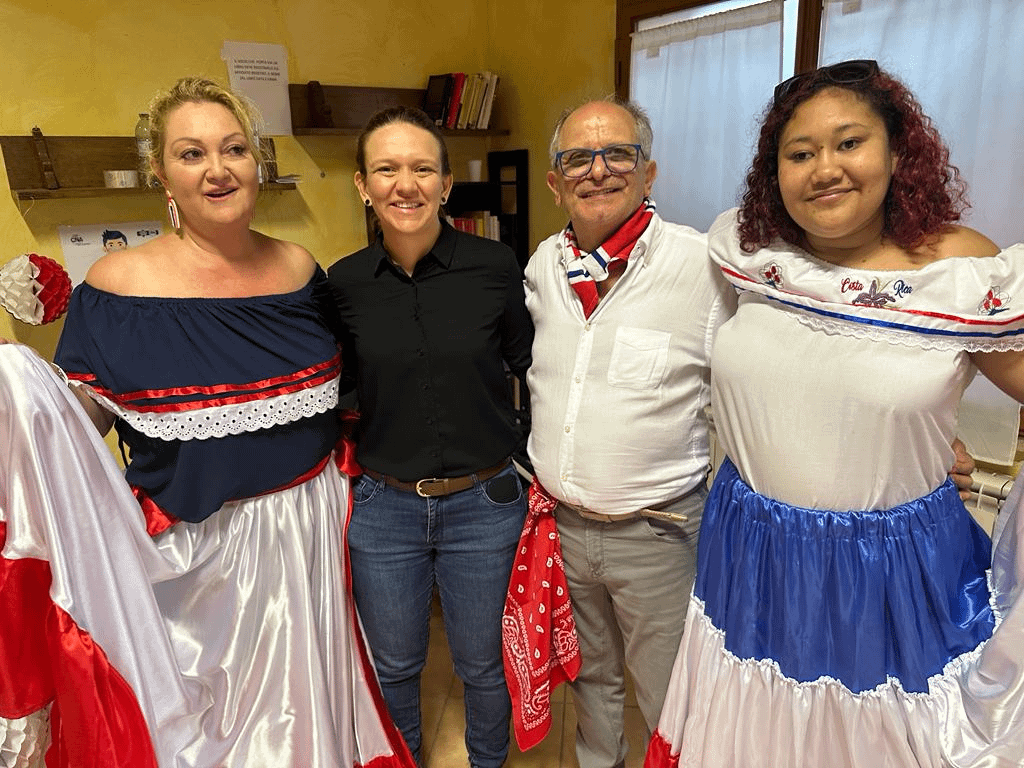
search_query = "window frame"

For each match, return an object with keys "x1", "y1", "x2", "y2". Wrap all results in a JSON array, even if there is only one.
[{"x1": 614, "y1": 0, "x2": 823, "y2": 98}]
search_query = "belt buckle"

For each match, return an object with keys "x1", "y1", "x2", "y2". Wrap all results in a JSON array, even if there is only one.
[{"x1": 416, "y1": 478, "x2": 442, "y2": 497}]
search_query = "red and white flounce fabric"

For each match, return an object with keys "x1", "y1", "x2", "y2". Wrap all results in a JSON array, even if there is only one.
[
  {"x1": 0, "y1": 344, "x2": 414, "y2": 767},
  {"x1": 646, "y1": 477, "x2": 1024, "y2": 768}
]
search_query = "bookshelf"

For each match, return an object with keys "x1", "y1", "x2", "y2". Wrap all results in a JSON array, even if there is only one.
[{"x1": 289, "y1": 82, "x2": 509, "y2": 137}]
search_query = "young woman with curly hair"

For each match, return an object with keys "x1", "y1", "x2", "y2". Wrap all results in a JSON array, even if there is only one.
[
  {"x1": 737, "y1": 60, "x2": 971, "y2": 255},
  {"x1": 647, "y1": 60, "x2": 1024, "y2": 768}
]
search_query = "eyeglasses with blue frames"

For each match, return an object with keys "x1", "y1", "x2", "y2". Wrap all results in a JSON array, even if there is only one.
[
  {"x1": 773, "y1": 59, "x2": 879, "y2": 106},
  {"x1": 555, "y1": 143, "x2": 646, "y2": 179}
]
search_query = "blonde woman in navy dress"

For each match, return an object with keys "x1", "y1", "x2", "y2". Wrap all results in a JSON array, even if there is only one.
[
  {"x1": 648, "y1": 61, "x2": 1024, "y2": 767},
  {"x1": 0, "y1": 78, "x2": 413, "y2": 767}
]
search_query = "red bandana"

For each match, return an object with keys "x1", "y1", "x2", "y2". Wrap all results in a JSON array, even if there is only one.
[{"x1": 502, "y1": 480, "x2": 581, "y2": 750}]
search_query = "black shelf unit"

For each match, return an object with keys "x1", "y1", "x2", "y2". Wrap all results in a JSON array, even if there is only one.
[{"x1": 488, "y1": 149, "x2": 529, "y2": 269}]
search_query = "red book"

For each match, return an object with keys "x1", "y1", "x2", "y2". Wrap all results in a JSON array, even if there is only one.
[{"x1": 445, "y1": 73, "x2": 466, "y2": 129}]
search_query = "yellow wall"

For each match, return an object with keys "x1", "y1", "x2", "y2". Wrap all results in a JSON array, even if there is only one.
[
  {"x1": 0, "y1": 0, "x2": 616, "y2": 354},
  {"x1": 488, "y1": 0, "x2": 618, "y2": 247}
]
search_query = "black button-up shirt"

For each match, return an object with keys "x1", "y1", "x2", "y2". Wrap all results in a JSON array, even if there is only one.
[{"x1": 327, "y1": 223, "x2": 533, "y2": 480}]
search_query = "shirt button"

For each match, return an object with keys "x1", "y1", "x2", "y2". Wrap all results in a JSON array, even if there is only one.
[
  {"x1": 564, "y1": 426, "x2": 570, "y2": 433},
  {"x1": 560, "y1": 473, "x2": 567, "y2": 481},
  {"x1": 584, "y1": 323, "x2": 591, "y2": 331},
  {"x1": 574, "y1": 376, "x2": 581, "y2": 383}
]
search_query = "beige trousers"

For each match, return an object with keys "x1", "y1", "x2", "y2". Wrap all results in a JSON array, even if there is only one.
[{"x1": 554, "y1": 487, "x2": 705, "y2": 768}]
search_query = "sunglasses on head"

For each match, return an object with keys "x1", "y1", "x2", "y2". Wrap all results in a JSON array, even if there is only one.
[{"x1": 773, "y1": 59, "x2": 879, "y2": 106}]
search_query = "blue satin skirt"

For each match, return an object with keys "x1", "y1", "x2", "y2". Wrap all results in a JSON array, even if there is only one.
[{"x1": 696, "y1": 459, "x2": 994, "y2": 694}]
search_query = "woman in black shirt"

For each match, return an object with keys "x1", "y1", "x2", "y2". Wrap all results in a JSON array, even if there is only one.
[{"x1": 327, "y1": 106, "x2": 532, "y2": 768}]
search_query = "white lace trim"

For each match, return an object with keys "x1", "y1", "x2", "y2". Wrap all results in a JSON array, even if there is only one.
[
  {"x1": 84, "y1": 377, "x2": 339, "y2": 441},
  {"x1": 788, "y1": 306, "x2": 1024, "y2": 353},
  {"x1": 987, "y1": 568, "x2": 1007, "y2": 625},
  {"x1": 688, "y1": 593, "x2": 990, "y2": 701}
]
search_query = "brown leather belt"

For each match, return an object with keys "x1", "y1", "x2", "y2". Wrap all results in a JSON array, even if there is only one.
[
  {"x1": 560, "y1": 482, "x2": 706, "y2": 523},
  {"x1": 364, "y1": 458, "x2": 511, "y2": 498},
  {"x1": 565, "y1": 503, "x2": 690, "y2": 523}
]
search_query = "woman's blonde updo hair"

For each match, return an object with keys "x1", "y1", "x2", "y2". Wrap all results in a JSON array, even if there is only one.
[{"x1": 145, "y1": 77, "x2": 265, "y2": 186}]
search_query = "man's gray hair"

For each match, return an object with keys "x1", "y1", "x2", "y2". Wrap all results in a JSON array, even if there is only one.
[{"x1": 547, "y1": 96, "x2": 654, "y2": 168}]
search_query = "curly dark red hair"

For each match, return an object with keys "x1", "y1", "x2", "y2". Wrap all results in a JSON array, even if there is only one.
[{"x1": 737, "y1": 66, "x2": 968, "y2": 253}]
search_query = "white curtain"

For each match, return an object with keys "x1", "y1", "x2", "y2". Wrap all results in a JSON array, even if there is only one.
[
  {"x1": 820, "y1": 0, "x2": 1024, "y2": 249},
  {"x1": 630, "y1": 1, "x2": 784, "y2": 233},
  {"x1": 822, "y1": 0, "x2": 1024, "y2": 465}
]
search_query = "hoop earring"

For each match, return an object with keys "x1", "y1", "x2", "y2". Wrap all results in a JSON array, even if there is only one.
[
  {"x1": 166, "y1": 194, "x2": 182, "y2": 236},
  {"x1": 363, "y1": 198, "x2": 372, "y2": 207},
  {"x1": 441, "y1": 196, "x2": 448, "y2": 205}
]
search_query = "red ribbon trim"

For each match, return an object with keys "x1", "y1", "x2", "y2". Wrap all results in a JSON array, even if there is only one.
[
  {"x1": 91, "y1": 366, "x2": 340, "y2": 414},
  {"x1": 98, "y1": 355, "x2": 339, "y2": 401},
  {"x1": 131, "y1": 487, "x2": 181, "y2": 537}
]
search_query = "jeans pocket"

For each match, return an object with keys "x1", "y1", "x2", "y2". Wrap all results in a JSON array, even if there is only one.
[
  {"x1": 352, "y1": 473, "x2": 382, "y2": 504},
  {"x1": 642, "y1": 514, "x2": 693, "y2": 540},
  {"x1": 481, "y1": 468, "x2": 525, "y2": 507}
]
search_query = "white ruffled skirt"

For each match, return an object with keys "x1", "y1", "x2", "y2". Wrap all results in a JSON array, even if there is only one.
[
  {"x1": 0, "y1": 345, "x2": 411, "y2": 767},
  {"x1": 647, "y1": 459, "x2": 1024, "y2": 768}
]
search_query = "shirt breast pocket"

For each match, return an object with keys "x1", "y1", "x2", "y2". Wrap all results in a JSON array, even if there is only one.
[{"x1": 607, "y1": 326, "x2": 670, "y2": 390}]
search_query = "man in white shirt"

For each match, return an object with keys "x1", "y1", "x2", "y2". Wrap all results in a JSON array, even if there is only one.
[
  {"x1": 524, "y1": 98, "x2": 734, "y2": 768},
  {"x1": 525, "y1": 98, "x2": 979, "y2": 768}
]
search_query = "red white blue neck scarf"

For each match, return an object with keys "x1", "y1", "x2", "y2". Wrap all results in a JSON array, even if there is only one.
[{"x1": 563, "y1": 198, "x2": 655, "y2": 317}]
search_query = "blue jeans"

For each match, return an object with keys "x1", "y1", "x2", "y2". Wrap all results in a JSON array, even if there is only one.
[{"x1": 348, "y1": 463, "x2": 527, "y2": 768}]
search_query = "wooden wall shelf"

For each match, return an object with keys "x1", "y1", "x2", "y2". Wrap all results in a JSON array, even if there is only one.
[
  {"x1": 0, "y1": 132, "x2": 294, "y2": 201},
  {"x1": 289, "y1": 82, "x2": 509, "y2": 136},
  {"x1": 11, "y1": 181, "x2": 296, "y2": 201},
  {"x1": 294, "y1": 126, "x2": 505, "y2": 138}
]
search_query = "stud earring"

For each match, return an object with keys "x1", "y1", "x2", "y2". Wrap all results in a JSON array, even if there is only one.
[
  {"x1": 363, "y1": 198, "x2": 372, "y2": 207},
  {"x1": 166, "y1": 193, "x2": 182, "y2": 236}
]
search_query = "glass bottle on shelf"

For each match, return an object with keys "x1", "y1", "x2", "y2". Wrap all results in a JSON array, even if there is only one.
[{"x1": 134, "y1": 113, "x2": 153, "y2": 185}]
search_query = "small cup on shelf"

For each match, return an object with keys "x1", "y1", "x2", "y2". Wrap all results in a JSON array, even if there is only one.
[{"x1": 102, "y1": 170, "x2": 139, "y2": 188}]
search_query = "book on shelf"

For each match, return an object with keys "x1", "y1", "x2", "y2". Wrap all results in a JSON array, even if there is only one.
[
  {"x1": 449, "y1": 212, "x2": 501, "y2": 242},
  {"x1": 474, "y1": 72, "x2": 492, "y2": 129},
  {"x1": 444, "y1": 73, "x2": 466, "y2": 129},
  {"x1": 459, "y1": 73, "x2": 478, "y2": 129},
  {"x1": 456, "y1": 74, "x2": 479, "y2": 130},
  {"x1": 422, "y1": 74, "x2": 453, "y2": 126},
  {"x1": 422, "y1": 71, "x2": 501, "y2": 131},
  {"x1": 478, "y1": 73, "x2": 499, "y2": 129}
]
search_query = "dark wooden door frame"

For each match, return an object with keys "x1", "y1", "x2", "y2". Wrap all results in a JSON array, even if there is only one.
[{"x1": 614, "y1": 0, "x2": 823, "y2": 99}]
